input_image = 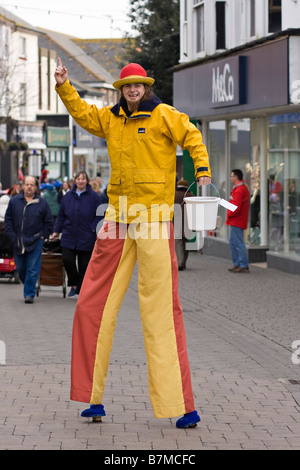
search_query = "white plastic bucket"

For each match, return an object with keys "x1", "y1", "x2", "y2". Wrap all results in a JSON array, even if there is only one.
[{"x1": 183, "y1": 196, "x2": 221, "y2": 231}]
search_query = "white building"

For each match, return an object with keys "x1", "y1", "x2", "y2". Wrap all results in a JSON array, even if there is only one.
[
  {"x1": 174, "y1": 0, "x2": 300, "y2": 274},
  {"x1": 0, "y1": 8, "x2": 45, "y2": 185},
  {"x1": 180, "y1": 0, "x2": 300, "y2": 62},
  {"x1": 0, "y1": 6, "x2": 120, "y2": 187},
  {"x1": 37, "y1": 29, "x2": 119, "y2": 184}
]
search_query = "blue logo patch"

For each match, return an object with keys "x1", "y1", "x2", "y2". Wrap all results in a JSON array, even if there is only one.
[{"x1": 138, "y1": 128, "x2": 146, "y2": 134}]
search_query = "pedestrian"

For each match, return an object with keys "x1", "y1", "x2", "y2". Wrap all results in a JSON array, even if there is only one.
[
  {"x1": 40, "y1": 169, "x2": 49, "y2": 185},
  {"x1": 41, "y1": 183, "x2": 60, "y2": 227},
  {"x1": 0, "y1": 194, "x2": 10, "y2": 222},
  {"x1": 4, "y1": 176, "x2": 53, "y2": 303},
  {"x1": 174, "y1": 179, "x2": 193, "y2": 270},
  {"x1": 54, "y1": 59, "x2": 211, "y2": 428},
  {"x1": 52, "y1": 171, "x2": 103, "y2": 297},
  {"x1": 57, "y1": 180, "x2": 71, "y2": 204},
  {"x1": 90, "y1": 179, "x2": 101, "y2": 194},
  {"x1": 7, "y1": 183, "x2": 21, "y2": 197},
  {"x1": 226, "y1": 169, "x2": 250, "y2": 273}
]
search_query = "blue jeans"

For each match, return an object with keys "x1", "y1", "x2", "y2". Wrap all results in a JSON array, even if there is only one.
[
  {"x1": 229, "y1": 226, "x2": 249, "y2": 268},
  {"x1": 15, "y1": 239, "x2": 44, "y2": 298}
]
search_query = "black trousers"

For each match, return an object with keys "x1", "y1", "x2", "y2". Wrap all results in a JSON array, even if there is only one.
[{"x1": 61, "y1": 247, "x2": 92, "y2": 292}]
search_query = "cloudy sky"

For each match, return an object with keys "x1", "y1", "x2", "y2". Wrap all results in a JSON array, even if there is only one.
[{"x1": 0, "y1": 0, "x2": 134, "y2": 38}]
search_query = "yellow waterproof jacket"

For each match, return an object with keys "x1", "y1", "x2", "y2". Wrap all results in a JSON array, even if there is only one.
[{"x1": 56, "y1": 80, "x2": 211, "y2": 223}]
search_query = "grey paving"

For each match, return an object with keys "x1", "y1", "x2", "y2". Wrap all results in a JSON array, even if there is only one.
[{"x1": 0, "y1": 253, "x2": 300, "y2": 450}]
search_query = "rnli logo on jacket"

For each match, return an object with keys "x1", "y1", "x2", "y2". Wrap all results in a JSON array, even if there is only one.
[{"x1": 138, "y1": 128, "x2": 146, "y2": 133}]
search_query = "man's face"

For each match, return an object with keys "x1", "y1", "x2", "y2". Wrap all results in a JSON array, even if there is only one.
[
  {"x1": 230, "y1": 173, "x2": 238, "y2": 186},
  {"x1": 23, "y1": 177, "x2": 36, "y2": 198},
  {"x1": 122, "y1": 83, "x2": 146, "y2": 107}
]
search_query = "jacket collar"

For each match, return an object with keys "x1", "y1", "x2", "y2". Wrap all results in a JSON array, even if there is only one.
[
  {"x1": 110, "y1": 93, "x2": 162, "y2": 117},
  {"x1": 233, "y1": 181, "x2": 245, "y2": 189},
  {"x1": 71, "y1": 183, "x2": 92, "y2": 194},
  {"x1": 20, "y1": 192, "x2": 40, "y2": 202}
]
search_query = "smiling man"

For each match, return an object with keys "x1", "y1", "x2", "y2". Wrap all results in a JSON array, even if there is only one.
[{"x1": 54, "y1": 60, "x2": 211, "y2": 429}]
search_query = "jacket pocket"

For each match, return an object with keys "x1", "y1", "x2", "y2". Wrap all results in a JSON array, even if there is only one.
[
  {"x1": 107, "y1": 171, "x2": 121, "y2": 195},
  {"x1": 107, "y1": 171, "x2": 122, "y2": 211},
  {"x1": 109, "y1": 172, "x2": 121, "y2": 185},
  {"x1": 133, "y1": 169, "x2": 166, "y2": 208}
]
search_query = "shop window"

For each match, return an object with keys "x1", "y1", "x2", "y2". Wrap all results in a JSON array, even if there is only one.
[
  {"x1": 216, "y1": 1, "x2": 226, "y2": 50},
  {"x1": 268, "y1": 114, "x2": 300, "y2": 254},
  {"x1": 208, "y1": 121, "x2": 227, "y2": 239},
  {"x1": 268, "y1": 0, "x2": 282, "y2": 33},
  {"x1": 229, "y1": 119, "x2": 251, "y2": 240}
]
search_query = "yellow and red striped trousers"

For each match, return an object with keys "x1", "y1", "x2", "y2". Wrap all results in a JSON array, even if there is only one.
[{"x1": 70, "y1": 221, "x2": 195, "y2": 418}]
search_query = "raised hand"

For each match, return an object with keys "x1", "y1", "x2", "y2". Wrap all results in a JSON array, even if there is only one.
[{"x1": 54, "y1": 57, "x2": 68, "y2": 86}]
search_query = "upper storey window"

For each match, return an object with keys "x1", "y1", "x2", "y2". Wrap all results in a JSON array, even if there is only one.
[
  {"x1": 269, "y1": 0, "x2": 282, "y2": 33},
  {"x1": 216, "y1": 1, "x2": 226, "y2": 50},
  {"x1": 193, "y1": 0, "x2": 205, "y2": 53}
]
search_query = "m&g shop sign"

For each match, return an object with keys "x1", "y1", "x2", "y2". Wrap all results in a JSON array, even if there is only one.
[
  {"x1": 211, "y1": 56, "x2": 247, "y2": 108},
  {"x1": 212, "y1": 63, "x2": 234, "y2": 104}
]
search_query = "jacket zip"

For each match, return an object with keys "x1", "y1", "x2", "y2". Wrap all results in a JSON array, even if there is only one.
[
  {"x1": 20, "y1": 198, "x2": 40, "y2": 254},
  {"x1": 120, "y1": 113, "x2": 151, "y2": 219}
]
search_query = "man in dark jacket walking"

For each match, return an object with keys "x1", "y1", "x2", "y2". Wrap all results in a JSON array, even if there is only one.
[
  {"x1": 5, "y1": 176, "x2": 53, "y2": 303},
  {"x1": 226, "y1": 169, "x2": 250, "y2": 273}
]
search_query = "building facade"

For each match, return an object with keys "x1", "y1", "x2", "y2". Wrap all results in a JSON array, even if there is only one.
[
  {"x1": 0, "y1": 9, "x2": 46, "y2": 188},
  {"x1": 0, "y1": 6, "x2": 121, "y2": 189},
  {"x1": 174, "y1": 0, "x2": 300, "y2": 274}
]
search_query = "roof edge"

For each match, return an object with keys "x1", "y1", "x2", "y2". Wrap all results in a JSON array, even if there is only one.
[{"x1": 172, "y1": 28, "x2": 300, "y2": 72}]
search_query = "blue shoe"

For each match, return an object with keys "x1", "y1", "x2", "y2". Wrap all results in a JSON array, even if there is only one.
[
  {"x1": 68, "y1": 287, "x2": 78, "y2": 297},
  {"x1": 81, "y1": 404, "x2": 106, "y2": 422},
  {"x1": 176, "y1": 410, "x2": 200, "y2": 428}
]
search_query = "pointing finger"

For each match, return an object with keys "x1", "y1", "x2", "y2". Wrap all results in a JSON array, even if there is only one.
[{"x1": 58, "y1": 57, "x2": 62, "y2": 67}]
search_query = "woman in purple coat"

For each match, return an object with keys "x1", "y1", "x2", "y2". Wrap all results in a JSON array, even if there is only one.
[{"x1": 53, "y1": 171, "x2": 103, "y2": 297}]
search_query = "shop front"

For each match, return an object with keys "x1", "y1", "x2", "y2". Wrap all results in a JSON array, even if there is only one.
[
  {"x1": 173, "y1": 31, "x2": 300, "y2": 274},
  {"x1": 45, "y1": 126, "x2": 70, "y2": 180},
  {"x1": 73, "y1": 122, "x2": 110, "y2": 187},
  {"x1": 12, "y1": 121, "x2": 46, "y2": 181}
]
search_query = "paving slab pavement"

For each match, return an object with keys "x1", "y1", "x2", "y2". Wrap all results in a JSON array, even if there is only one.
[{"x1": 0, "y1": 253, "x2": 300, "y2": 451}]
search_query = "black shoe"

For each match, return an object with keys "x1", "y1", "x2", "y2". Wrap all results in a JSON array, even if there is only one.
[
  {"x1": 25, "y1": 297, "x2": 34, "y2": 304},
  {"x1": 228, "y1": 266, "x2": 239, "y2": 272},
  {"x1": 234, "y1": 266, "x2": 250, "y2": 273}
]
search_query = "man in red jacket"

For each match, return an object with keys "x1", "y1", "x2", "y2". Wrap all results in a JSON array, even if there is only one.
[{"x1": 226, "y1": 169, "x2": 250, "y2": 273}]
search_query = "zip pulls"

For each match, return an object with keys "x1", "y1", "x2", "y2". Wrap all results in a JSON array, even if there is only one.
[
  {"x1": 124, "y1": 113, "x2": 151, "y2": 124},
  {"x1": 20, "y1": 198, "x2": 40, "y2": 253},
  {"x1": 128, "y1": 114, "x2": 151, "y2": 120}
]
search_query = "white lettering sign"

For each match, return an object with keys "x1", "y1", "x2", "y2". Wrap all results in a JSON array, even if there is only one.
[
  {"x1": 291, "y1": 80, "x2": 300, "y2": 104},
  {"x1": 292, "y1": 340, "x2": 300, "y2": 365},
  {"x1": 212, "y1": 63, "x2": 235, "y2": 104},
  {"x1": 0, "y1": 340, "x2": 6, "y2": 365}
]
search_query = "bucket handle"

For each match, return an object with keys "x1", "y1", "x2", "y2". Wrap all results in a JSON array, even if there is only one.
[
  {"x1": 183, "y1": 181, "x2": 220, "y2": 201},
  {"x1": 181, "y1": 181, "x2": 237, "y2": 212}
]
